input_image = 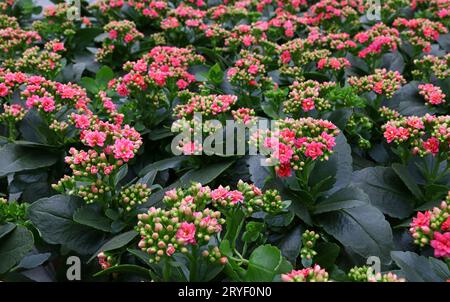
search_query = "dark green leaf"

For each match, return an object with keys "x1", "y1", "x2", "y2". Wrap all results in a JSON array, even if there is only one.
[
  {"x1": 351, "y1": 167, "x2": 415, "y2": 218},
  {"x1": 245, "y1": 245, "x2": 282, "y2": 282},
  {"x1": 27, "y1": 195, "x2": 105, "y2": 254},
  {"x1": 316, "y1": 198, "x2": 394, "y2": 264},
  {"x1": 17, "y1": 252, "x2": 51, "y2": 269},
  {"x1": 0, "y1": 225, "x2": 34, "y2": 274},
  {"x1": 73, "y1": 205, "x2": 112, "y2": 232},
  {"x1": 0, "y1": 144, "x2": 58, "y2": 177},
  {"x1": 391, "y1": 251, "x2": 450, "y2": 282}
]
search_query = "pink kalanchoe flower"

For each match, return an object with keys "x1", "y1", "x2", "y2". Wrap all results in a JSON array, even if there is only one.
[
  {"x1": 441, "y1": 217, "x2": 450, "y2": 232},
  {"x1": 116, "y1": 83, "x2": 129, "y2": 96},
  {"x1": 73, "y1": 114, "x2": 91, "y2": 129},
  {"x1": 273, "y1": 143, "x2": 294, "y2": 165},
  {"x1": 113, "y1": 138, "x2": 135, "y2": 162},
  {"x1": 276, "y1": 163, "x2": 292, "y2": 177},
  {"x1": 84, "y1": 130, "x2": 107, "y2": 147},
  {"x1": 40, "y1": 96, "x2": 56, "y2": 112},
  {"x1": 430, "y1": 232, "x2": 450, "y2": 258},
  {"x1": 281, "y1": 51, "x2": 291, "y2": 64},
  {"x1": 411, "y1": 211, "x2": 431, "y2": 229},
  {"x1": 227, "y1": 190, "x2": 244, "y2": 204},
  {"x1": 383, "y1": 124, "x2": 398, "y2": 143},
  {"x1": 124, "y1": 33, "x2": 134, "y2": 43},
  {"x1": 302, "y1": 98, "x2": 315, "y2": 112},
  {"x1": 0, "y1": 83, "x2": 9, "y2": 97},
  {"x1": 166, "y1": 244, "x2": 176, "y2": 256},
  {"x1": 176, "y1": 222, "x2": 197, "y2": 245},
  {"x1": 305, "y1": 142, "x2": 325, "y2": 160},
  {"x1": 108, "y1": 29, "x2": 118, "y2": 40},
  {"x1": 211, "y1": 185, "x2": 229, "y2": 200},
  {"x1": 422, "y1": 137, "x2": 440, "y2": 155},
  {"x1": 52, "y1": 42, "x2": 65, "y2": 52}
]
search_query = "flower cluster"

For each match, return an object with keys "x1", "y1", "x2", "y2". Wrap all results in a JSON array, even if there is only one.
[
  {"x1": 52, "y1": 95, "x2": 143, "y2": 205},
  {"x1": 136, "y1": 182, "x2": 226, "y2": 263},
  {"x1": 348, "y1": 266, "x2": 405, "y2": 282},
  {"x1": 348, "y1": 68, "x2": 406, "y2": 98},
  {"x1": 413, "y1": 54, "x2": 450, "y2": 80},
  {"x1": 0, "y1": 27, "x2": 41, "y2": 60},
  {"x1": 300, "y1": 230, "x2": 320, "y2": 260},
  {"x1": 393, "y1": 18, "x2": 448, "y2": 53},
  {"x1": 306, "y1": 28, "x2": 357, "y2": 52},
  {"x1": 109, "y1": 46, "x2": 204, "y2": 97},
  {"x1": 410, "y1": 192, "x2": 450, "y2": 258},
  {"x1": 174, "y1": 94, "x2": 237, "y2": 119},
  {"x1": 32, "y1": 3, "x2": 89, "y2": 40},
  {"x1": 382, "y1": 114, "x2": 450, "y2": 157},
  {"x1": 418, "y1": 84, "x2": 447, "y2": 106},
  {"x1": 284, "y1": 80, "x2": 337, "y2": 115},
  {"x1": 96, "y1": 20, "x2": 144, "y2": 62},
  {"x1": 227, "y1": 51, "x2": 272, "y2": 92},
  {"x1": 92, "y1": 0, "x2": 168, "y2": 20},
  {"x1": 353, "y1": 23, "x2": 400, "y2": 59},
  {"x1": 210, "y1": 180, "x2": 285, "y2": 214},
  {"x1": 119, "y1": 183, "x2": 151, "y2": 212},
  {"x1": 97, "y1": 252, "x2": 117, "y2": 270},
  {"x1": 304, "y1": 0, "x2": 364, "y2": 29},
  {"x1": 0, "y1": 198, "x2": 29, "y2": 226},
  {"x1": 252, "y1": 118, "x2": 339, "y2": 177},
  {"x1": 254, "y1": 0, "x2": 307, "y2": 14},
  {"x1": 278, "y1": 38, "x2": 333, "y2": 78},
  {"x1": 232, "y1": 107, "x2": 256, "y2": 125},
  {"x1": 0, "y1": 14, "x2": 19, "y2": 29},
  {"x1": 281, "y1": 264, "x2": 329, "y2": 282},
  {"x1": 4, "y1": 40, "x2": 65, "y2": 79}
]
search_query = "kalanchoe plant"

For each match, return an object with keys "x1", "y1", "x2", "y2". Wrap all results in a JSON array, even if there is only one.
[
  {"x1": 132, "y1": 181, "x2": 289, "y2": 281},
  {"x1": 96, "y1": 20, "x2": 144, "y2": 67},
  {"x1": 1, "y1": 0, "x2": 450, "y2": 284},
  {"x1": 410, "y1": 192, "x2": 450, "y2": 260}
]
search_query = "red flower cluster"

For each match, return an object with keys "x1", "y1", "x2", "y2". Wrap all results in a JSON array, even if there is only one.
[
  {"x1": 418, "y1": 83, "x2": 447, "y2": 106},
  {"x1": 96, "y1": 20, "x2": 144, "y2": 62},
  {"x1": 252, "y1": 118, "x2": 339, "y2": 177},
  {"x1": 281, "y1": 264, "x2": 329, "y2": 282},
  {"x1": 109, "y1": 46, "x2": 204, "y2": 97},
  {"x1": 353, "y1": 23, "x2": 400, "y2": 59},
  {"x1": 382, "y1": 113, "x2": 450, "y2": 157},
  {"x1": 349, "y1": 68, "x2": 406, "y2": 98},
  {"x1": 393, "y1": 18, "x2": 448, "y2": 53},
  {"x1": 410, "y1": 192, "x2": 450, "y2": 258}
]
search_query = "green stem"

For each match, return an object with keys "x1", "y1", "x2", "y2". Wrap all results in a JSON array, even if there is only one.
[{"x1": 189, "y1": 246, "x2": 198, "y2": 282}]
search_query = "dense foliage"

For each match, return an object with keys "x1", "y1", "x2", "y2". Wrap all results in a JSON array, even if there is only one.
[{"x1": 0, "y1": 0, "x2": 449, "y2": 282}]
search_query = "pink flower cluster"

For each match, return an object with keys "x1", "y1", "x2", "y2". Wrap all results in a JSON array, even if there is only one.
[
  {"x1": 174, "y1": 94, "x2": 237, "y2": 119},
  {"x1": 281, "y1": 264, "x2": 329, "y2": 282},
  {"x1": 410, "y1": 192, "x2": 450, "y2": 258},
  {"x1": 52, "y1": 87, "x2": 142, "y2": 204},
  {"x1": 137, "y1": 183, "x2": 226, "y2": 263},
  {"x1": 285, "y1": 80, "x2": 337, "y2": 115},
  {"x1": 109, "y1": 46, "x2": 204, "y2": 96},
  {"x1": 413, "y1": 54, "x2": 450, "y2": 80},
  {"x1": 227, "y1": 50, "x2": 271, "y2": 90},
  {"x1": 393, "y1": 18, "x2": 448, "y2": 53},
  {"x1": 96, "y1": 20, "x2": 144, "y2": 62},
  {"x1": 304, "y1": 0, "x2": 365, "y2": 28},
  {"x1": 418, "y1": 83, "x2": 447, "y2": 106},
  {"x1": 253, "y1": 118, "x2": 339, "y2": 177},
  {"x1": 348, "y1": 68, "x2": 406, "y2": 98},
  {"x1": 354, "y1": 23, "x2": 400, "y2": 59},
  {"x1": 382, "y1": 114, "x2": 450, "y2": 157}
]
